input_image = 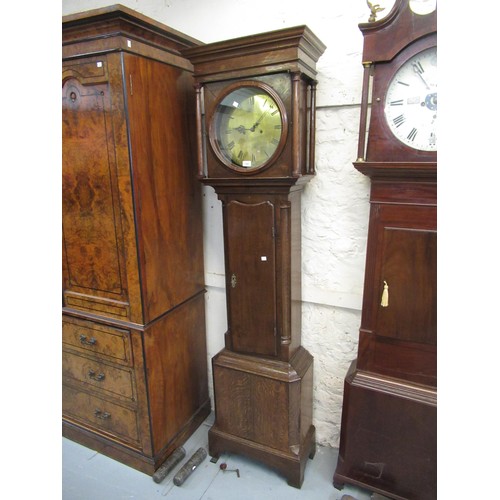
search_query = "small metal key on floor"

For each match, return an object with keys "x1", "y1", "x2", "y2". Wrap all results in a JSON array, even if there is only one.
[
  {"x1": 152, "y1": 446, "x2": 186, "y2": 483},
  {"x1": 220, "y1": 462, "x2": 240, "y2": 478},
  {"x1": 173, "y1": 447, "x2": 207, "y2": 486}
]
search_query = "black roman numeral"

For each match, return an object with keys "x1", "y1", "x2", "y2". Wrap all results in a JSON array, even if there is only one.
[
  {"x1": 393, "y1": 114, "x2": 405, "y2": 128},
  {"x1": 412, "y1": 61, "x2": 424, "y2": 74},
  {"x1": 407, "y1": 128, "x2": 418, "y2": 141},
  {"x1": 390, "y1": 99, "x2": 404, "y2": 106}
]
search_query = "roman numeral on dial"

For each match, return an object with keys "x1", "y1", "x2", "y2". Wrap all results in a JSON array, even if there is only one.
[
  {"x1": 393, "y1": 114, "x2": 405, "y2": 127},
  {"x1": 407, "y1": 128, "x2": 418, "y2": 141}
]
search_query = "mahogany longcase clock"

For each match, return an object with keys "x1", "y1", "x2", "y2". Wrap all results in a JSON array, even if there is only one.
[
  {"x1": 333, "y1": 1, "x2": 437, "y2": 499},
  {"x1": 183, "y1": 27, "x2": 326, "y2": 488}
]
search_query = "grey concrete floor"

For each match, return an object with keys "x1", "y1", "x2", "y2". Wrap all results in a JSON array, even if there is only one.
[{"x1": 62, "y1": 413, "x2": 376, "y2": 499}]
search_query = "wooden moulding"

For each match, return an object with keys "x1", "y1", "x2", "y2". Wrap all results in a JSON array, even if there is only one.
[
  {"x1": 353, "y1": 161, "x2": 437, "y2": 181},
  {"x1": 347, "y1": 363, "x2": 437, "y2": 407},
  {"x1": 62, "y1": 4, "x2": 201, "y2": 69},
  {"x1": 182, "y1": 25, "x2": 326, "y2": 83},
  {"x1": 212, "y1": 345, "x2": 312, "y2": 383}
]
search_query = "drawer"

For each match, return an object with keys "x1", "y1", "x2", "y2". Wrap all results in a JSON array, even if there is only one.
[
  {"x1": 62, "y1": 350, "x2": 136, "y2": 402},
  {"x1": 63, "y1": 385, "x2": 140, "y2": 447},
  {"x1": 62, "y1": 316, "x2": 132, "y2": 366}
]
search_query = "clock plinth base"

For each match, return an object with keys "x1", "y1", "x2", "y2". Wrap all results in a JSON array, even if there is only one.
[
  {"x1": 208, "y1": 425, "x2": 316, "y2": 488},
  {"x1": 333, "y1": 360, "x2": 437, "y2": 500},
  {"x1": 208, "y1": 347, "x2": 315, "y2": 488}
]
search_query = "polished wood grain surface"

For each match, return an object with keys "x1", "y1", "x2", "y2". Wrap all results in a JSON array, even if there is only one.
[
  {"x1": 209, "y1": 347, "x2": 315, "y2": 488},
  {"x1": 62, "y1": 5, "x2": 209, "y2": 475},
  {"x1": 143, "y1": 293, "x2": 209, "y2": 455},
  {"x1": 225, "y1": 200, "x2": 277, "y2": 356},
  {"x1": 124, "y1": 52, "x2": 204, "y2": 323}
]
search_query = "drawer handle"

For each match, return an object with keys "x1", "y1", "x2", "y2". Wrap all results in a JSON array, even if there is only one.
[
  {"x1": 94, "y1": 409, "x2": 111, "y2": 420},
  {"x1": 79, "y1": 334, "x2": 97, "y2": 346},
  {"x1": 88, "y1": 369, "x2": 105, "y2": 382}
]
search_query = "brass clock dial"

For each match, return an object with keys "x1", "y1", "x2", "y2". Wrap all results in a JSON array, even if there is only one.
[
  {"x1": 384, "y1": 46, "x2": 437, "y2": 151},
  {"x1": 210, "y1": 82, "x2": 286, "y2": 172}
]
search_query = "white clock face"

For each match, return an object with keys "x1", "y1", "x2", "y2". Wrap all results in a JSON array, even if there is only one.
[{"x1": 384, "y1": 46, "x2": 437, "y2": 151}]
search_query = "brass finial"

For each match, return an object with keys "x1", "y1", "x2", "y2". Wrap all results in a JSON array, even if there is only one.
[{"x1": 367, "y1": 1, "x2": 385, "y2": 22}]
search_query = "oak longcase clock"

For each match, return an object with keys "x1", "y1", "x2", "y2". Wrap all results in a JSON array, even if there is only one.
[
  {"x1": 183, "y1": 26, "x2": 326, "y2": 488},
  {"x1": 333, "y1": 1, "x2": 437, "y2": 499}
]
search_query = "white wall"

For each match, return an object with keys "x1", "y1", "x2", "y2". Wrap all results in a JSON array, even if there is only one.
[{"x1": 62, "y1": 0, "x2": 397, "y2": 448}]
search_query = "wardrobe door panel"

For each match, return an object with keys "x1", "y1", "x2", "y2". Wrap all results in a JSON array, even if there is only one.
[{"x1": 62, "y1": 58, "x2": 131, "y2": 320}]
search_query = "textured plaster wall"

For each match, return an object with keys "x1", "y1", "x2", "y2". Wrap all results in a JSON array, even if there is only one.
[{"x1": 62, "y1": 0, "x2": 397, "y2": 448}]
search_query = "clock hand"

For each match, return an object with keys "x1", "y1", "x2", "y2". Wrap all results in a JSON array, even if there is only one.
[
  {"x1": 251, "y1": 111, "x2": 267, "y2": 131},
  {"x1": 231, "y1": 125, "x2": 251, "y2": 134},
  {"x1": 412, "y1": 62, "x2": 430, "y2": 90}
]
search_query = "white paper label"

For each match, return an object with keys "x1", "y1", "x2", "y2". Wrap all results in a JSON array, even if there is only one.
[
  {"x1": 261, "y1": 256, "x2": 267, "y2": 261},
  {"x1": 242, "y1": 160, "x2": 252, "y2": 167}
]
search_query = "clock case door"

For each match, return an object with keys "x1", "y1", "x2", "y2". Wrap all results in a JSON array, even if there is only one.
[
  {"x1": 358, "y1": 196, "x2": 437, "y2": 386},
  {"x1": 219, "y1": 187, "x2": 304, "y2": 362},
  {"x1": 225, "y1": 200, "x2": 278, "y2": 356}
]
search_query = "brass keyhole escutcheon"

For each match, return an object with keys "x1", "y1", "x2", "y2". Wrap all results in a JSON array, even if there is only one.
[{"x1": 231, "y1": 273, "x2": 237, "y2": 288}]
